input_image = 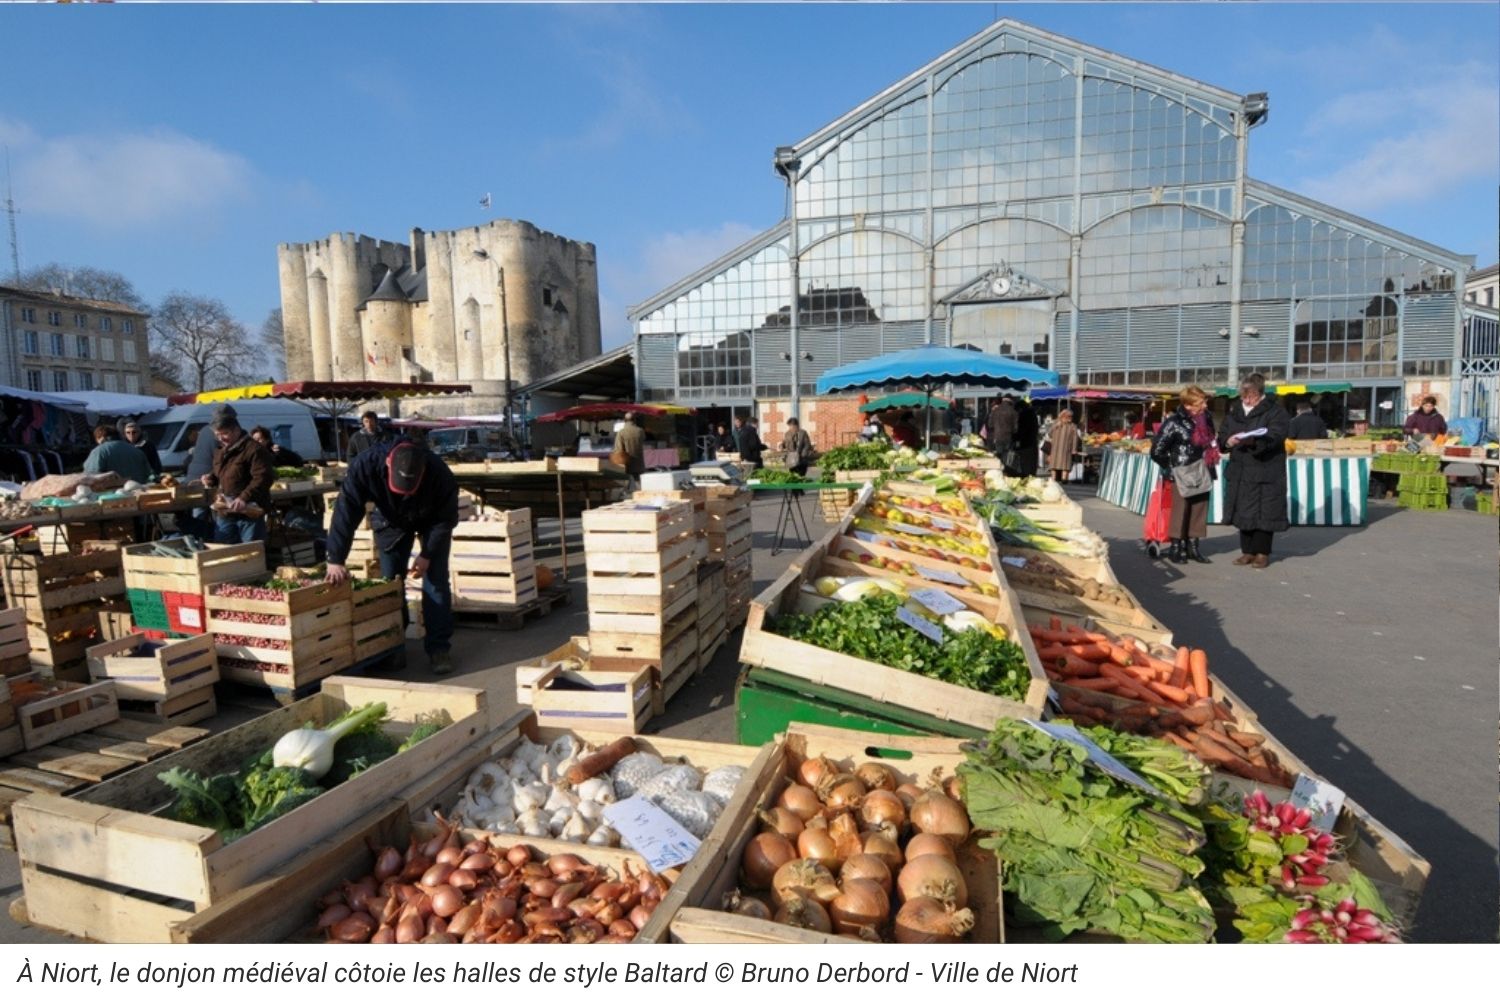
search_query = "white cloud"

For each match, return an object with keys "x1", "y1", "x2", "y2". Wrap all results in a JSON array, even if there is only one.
[
  {"x1": 598, "y1": 221, "x2": 763, "y2": 345},
  {"x1": 6, "y1": 120, "x2": 254, "y2": 228}
]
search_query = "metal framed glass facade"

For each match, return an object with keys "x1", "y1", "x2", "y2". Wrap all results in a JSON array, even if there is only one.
[{"x1": 630, "y1": 21, "x2": 1469, "y2": 404}]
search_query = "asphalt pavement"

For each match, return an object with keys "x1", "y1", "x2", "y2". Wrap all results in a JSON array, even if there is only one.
[{"x1": 1, "y1": 485, "x2": 1493, "y2": 942}]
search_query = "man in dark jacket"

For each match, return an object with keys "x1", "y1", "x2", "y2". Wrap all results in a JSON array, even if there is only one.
[
  {"x1": 325, "y1": 440, "x2": 459, "y2": 674},
  {"x1": 1288, "y1": 401, "x2": 1328, "y2": 441},
  {"x1": 348, "y1": 411, "x2": 390, "y2": 458},
  {"x1": 1403, "y1": 396, "x2": 1447, "y2": 438},
  {"x1": 1014, "y1": 398, "x2": 1040, "y2": 476},
  {"x1": 987, "y1": 397, "x2": 1018, "y2": 461},
  {"x1": 614, "y1": 412, "x2": 647, "y2": 487},
  {"x1": 122, "y1": 420, "x2": 163, "y2": 476},
  {"x1": 735, "y1": 416, "x2": 764, "y2": 469},
  {"x1": 202, "y1": 412, "x2": 275, "y2": 543}
]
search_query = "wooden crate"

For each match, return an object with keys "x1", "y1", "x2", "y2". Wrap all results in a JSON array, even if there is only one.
[
  {"x1": 589, "y1": 598, "x2": 697, "y2": 663},
  {"x1": 586, "y1": 529, "x2": 697, "y2": 590},
  {"x1": 1, "y1": 544, "x2": 125, "y2": 616},
  {"x1": 1018, "y1": 602, "x2": 1174, "y2": 648},
  {"x1": 1333, "y1": 439, "x2": 1375, "y2": 456},
  {"x1": 937, "y1": 455, "x2": 1002, "y2": 472},
  {"x1": 1011, "y1": 582, "x2": 1164, "y2": 634},
  {"x1": 740, "y1": 537, "x2": 1049, "y2": 730},
  {"x1": 668, "y1": 722, "x2": 1004, "y2": 943},
  {"x1": 350, "y1": 580, "x2": 404, "y2": 657},
  {"x1": 118, "y1": 685, "x2": 218, "y2": 727},
  {"x1": 582, "y1": 499, "x2": 694, "y2": 552},
  {"x1": 86, "y1": 632, "x2": 218, "y2": 700},
  {"x1": 205, "y1": 577, "x2": 353, "y2": 694},
  {"x1": 996, "y1": 543, "x2": 1117, "y2": 586},
  {"x1": 121, "y1": 540, "x2": 266, "y2": 594},
  {"x1": 450, "y1": 518, "x2": 538, "y2": 609},
  {"x1": 7, "y1": 673, "x2": 120, "y2": 751},
  {"x1": 587, "y1": 574, "x2": 697, "y2": 634},
  {"x1": 0, "y1": 606, "x2": 28, "y2": 673},
  {"x1": 520, "y1": 660, "x2": 655, "y2": 734},
  {"x1": 12, "y1": 675, "x2": 487, "y2": 943}
]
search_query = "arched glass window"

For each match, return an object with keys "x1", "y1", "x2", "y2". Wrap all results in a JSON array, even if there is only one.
[
  {"x1": 1080, "y1": 79, "x2": 1235, "y2": 195},
  {"x1": 1292, "y1": 296, "x2": 1398, "y2": 379},
  {"x1": 1080, "y1": 206, "x2": 1231, "y2": 309},
  {"x1": 800, "y1": 231, "x2": 926, "y2": 326},
  {"x1": 933, "y1": 218, "x2": 1071, "y2": 298},
  {"x1": 796, "y1": 98, "x2": 929, "y2": 220}
]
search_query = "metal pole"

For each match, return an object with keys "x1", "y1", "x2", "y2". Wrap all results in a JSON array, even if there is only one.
[{"x1": 499, "y1": 266, "x2": 512, "y2": 435}]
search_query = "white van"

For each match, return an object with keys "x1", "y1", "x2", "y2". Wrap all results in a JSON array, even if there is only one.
[{"x1": 138, "y1": 400, "x2": 331, "y2": 471}]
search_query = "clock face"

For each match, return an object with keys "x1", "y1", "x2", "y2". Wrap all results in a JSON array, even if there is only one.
[{"x1": 990, "y1": 276, "x2": 1012, "y2": 297}]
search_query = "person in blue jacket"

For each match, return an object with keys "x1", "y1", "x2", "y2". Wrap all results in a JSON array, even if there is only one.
[{"x1": 324, "y1": 439, "x2": 459, "y2": 674}]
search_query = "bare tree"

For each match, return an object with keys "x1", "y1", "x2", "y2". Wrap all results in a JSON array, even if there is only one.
[
  {"x1": 150, "y1": 292, "x2": 257, "y2": 393},
  {"x1": 19, "y1": 263, "x2": 147, "y2": 310},
  {"x1": 259, "y1": 308, "x2": 286, "y2": 380}
]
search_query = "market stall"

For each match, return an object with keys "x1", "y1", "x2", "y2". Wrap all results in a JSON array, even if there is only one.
[
  {"x1": 1096, "y1": 446, "x2": 1372, "y2": 526},
  {"x1": 534, "y1": 402, "x2": 695, "y2": 470}
]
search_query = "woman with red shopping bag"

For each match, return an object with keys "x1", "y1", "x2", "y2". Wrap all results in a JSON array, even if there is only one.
[{"x1": 1149, "y1": 386, "x2": 1218, "y2": 565}]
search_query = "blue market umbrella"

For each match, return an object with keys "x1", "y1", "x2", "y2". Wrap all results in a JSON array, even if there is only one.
[{"x1": 816, "y1": 346, "x2": 1058, "y2": 446}]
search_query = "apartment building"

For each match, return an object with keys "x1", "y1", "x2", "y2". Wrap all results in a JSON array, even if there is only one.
[{"x1": 0, "y1": 285, "x2": 151, "y2": 395}]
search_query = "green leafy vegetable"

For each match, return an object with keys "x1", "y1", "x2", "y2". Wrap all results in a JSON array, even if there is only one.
[
  {"x1": 751, "y1": 468, "x2": 807, "y2": 485},
  {"x1": 817, "y1": 442, "x2": 893, "y2": 480}
]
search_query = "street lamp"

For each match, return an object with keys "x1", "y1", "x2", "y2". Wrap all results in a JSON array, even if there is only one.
[{"x1": 472, "y1": 248, "x2": 512, "y2": 434}]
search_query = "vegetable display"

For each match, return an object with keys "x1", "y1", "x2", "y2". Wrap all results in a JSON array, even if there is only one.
[
  {"x1": 959, "y1": 718, "x2": 1216, "y2": 942},
  {"x1": 726, "y1": 754, "x2": 978, "y2": 942},
  {"x1": 751, "y1": 468, "x2": 807, "y2": 485},
  {"x1": 817, "y1": 442, "x2": 894, "y2": 479},
  {"x1": 771, "y1": 592, "x2": 1030, "y2": 701},
  {"x1": 157, "y1": 703, "x2": 449, "y2": 841},
  {"x1": 972, "y1": 495, "x2": 1107, "y2": 560},
  {"x1": 316, "y1": 818, "x2": 671, "y2": 943},
  {"x1": 444, "y1": 733, "x2": 745, "y2": 847},
  {"x1": 274, "y1": 466, "x2": 314, "y2": 481}
]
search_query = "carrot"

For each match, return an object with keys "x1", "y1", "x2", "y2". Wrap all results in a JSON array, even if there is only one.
[
  {"x1": 1227, "y1": 730, "x2": 1266, "y2": 749},
  {"x1": 1064, "y1": 642, "x2": 1114, "y2": 662},
  {"x1": 1057, "y1": 655, "x2": 1101, "y2": 678},
  {"x1": 1211, "y1": 700, "x2": 1235, "y2": 723},
  {"x1": 1048, "y1": 615, "x2": 1062, "y2": 631},
  {"x1": 1163, "y1": 731, "x2": 1197, "y2": 751},
  {"x1": 1172, "y1": 701, "x2": 1216, "y2": 728},
  {"x1": 1029, "y1": 628, "x2": 1077, "y2": 644},
  {"x1": 1199, "y1": 725, "x2": 1251, "y2": 760},
  {"x1": 1192, "y1": 736, "x2": 1285, "y2": 784},
  {"x1": 1107, "y1": 644, "x2": 1136, "y2": 667},
  {"x1": 1065, "y1": 626, "x2": 1108, "y2": 643},
  {"x1": 1064, "y1": 676, "x2": 1121, "y2": 691},
  {"x1": 1146, "y1": 679, "x2": 1194, "y2": 705},
  {"x1": 1099, "y1": 663, "x2": 1167, "y2": 705},
  {"x1": 1171, "y1": 647, "x2": 1191, "y2": 688},
  {"x1": 1123, "y1": 664, "x2": 1156, "y2": 683},
  {"x1": 1034, "y1": 643, "x2": 1073, "y2": 661},
  {"x1": 1188, "y1": 649, "x2": 1210, "y2": 699},
  {"x1": 1138, "y1": 654, "x2": 1176, "y2": 681}
]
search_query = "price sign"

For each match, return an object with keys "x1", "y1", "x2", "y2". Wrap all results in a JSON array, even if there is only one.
[
  {"x1": 911, "y1": 588, "x2": 968, "y2": 616},
  {"x1": 930, "y1": 516, "x2": 956, "y2": 532},
  {"x1": 915, "y1": 564, "x2": 970, "y2": 586},
  {"x1": 1001, "y1": 556, "x2": 1029, "y2": 569},
  {"x1": 1024, "y1": 720, "x2": 1162, "y2": 798},
  {"x1": 889, "y1": 521, "x2": 934, "y2": 537},
  {"x1": 852, "y1": 530, "x2": 880, "y2": 544},
  {"x1": 1289, "y1": 774, "x2": 1346, "y2": 833},
  {"x1": 603, "y1": 798, "x2": 702, "y2": 872},
  {"x1": 895, "y1": 605, "x2": 944, "y2": 643}
]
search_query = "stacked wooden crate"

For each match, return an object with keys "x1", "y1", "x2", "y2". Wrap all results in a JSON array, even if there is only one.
[
  {"x1": 3, "y1": 672, "x2": 119, "y2": 752},
  {"x1": 0, "y1": 607, "x2": 29, "y2": 679},
  {"x1": 450, "y1": 510, "x2": 538, "y2": 610},
  {"x1": 350, "y1": 578, "x2": 405, "y2": 661},
  {"x1": 583, "y1": 499, "x2": 699, "y2": 707},
  {"x1": 204, "y1": 576, "x2": 353, "y2": 701},
  {"x1": 0, "y1": 670, "x2": 17, "y2": 757},
  {"x1": 85, "y1": 632, "x2": 219, "y2": 725},
  {"x1": 121, "y1": 539, "x2": 266, "y2": 638},
  {"x1": 817, "y1": 469, "x2": 883, "y2": 520},
  {"x1": 703, "y1": 486, "x2": 753, "y2": 628},
  {"x1": 322, "y1": 501, "x2": 379, "y2": 577},
  {"x1": 696, "y1": 562, "x2": 727, "y2": 671},
  {"x1": 1, "y1": 541, "x2": 127, "y2": 680}
]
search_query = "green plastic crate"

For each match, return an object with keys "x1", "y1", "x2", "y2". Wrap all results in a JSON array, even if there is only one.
[
  {"x1": 1397, "y1": 492, "x2": 1449, "y2": 511},
  {"x1": 126, "y1": 587, "x2": 170, "y2": 630},
  {"x1": 1373, "y1": 453, "x2": 1440, "y2": 474},
  {"x1": 735, "y1": 666, "x2": 987, "y2": 745},
  {"x1": 1397, "y1": 472, "x2": 1447, "y2": 494}
]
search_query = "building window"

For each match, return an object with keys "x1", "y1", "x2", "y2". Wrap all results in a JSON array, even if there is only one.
[
  {"x1": 542, "y1": 287, "x2": 553, "y2": 306},
  {"x1": 1293, "y1": 296, "x2": 1398, "y2": 380},
  {"x1": 52, "y1": 371, "x2": 68, "y2": 392},
  {"x1": 74, "y1": 313, "x2": 86, "y2": 328},
  {"x1": 26, "y1": 370, "x2": 42, "y2": 391},
  {"x1": 76, "y1": 335, "x2": 91, "y2": 359},
  {"x1": 48, "y1": 332, "x2": 65, "y2": 357},
  {"x1": 100, "y1": 338, "x2": 115, "y2": 362},
  {"x1": 123, "y1": 319, "x2": 134, "y2": 334},
  {"x1": 20, "y1": 307, "x2": 35, "y2": 322},
  {"x1": 78, "y1": 372, "x2": 94, "y2": 390},
  {"x1": 100, "y1": 316, "x2": 113, "y2": 332},
  {"x1": 47, "y1": 310, "x2": 62, "y2": 325},
  {"x1": 1487, "y1": 288, "x2": 1495, "y2": 308},
  {"x1": 22, "y1": 330, "x2": 38, "y2": 354},
  {"x1": 124, "y1": 373, "x2": 140, "y2": 393},
  {"x1": 122, "y1": 339, "x2": 137, "y2": 363},
  {"x1": 102, "y1": 372, "x2": 118, "y2": 392}
]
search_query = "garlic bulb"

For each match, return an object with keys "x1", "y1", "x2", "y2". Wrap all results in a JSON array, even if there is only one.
[
  {"x1": 577, "y1": 776, "x2": 615, "y2": 804},
  {"x1": 586, "y1": 824, "x2": 620, "y2": 847},
  {"x1": 576, "y1": 800, "x2": 605, "y2": 824},
  {"x1": 547, "y1": 806, "x2": 575, "y2": 837},
  {"x1": 517, "y1": 808, "x2": 549, "y2": 837},
  {"x1": 548, "y1": 734, "x2": 581, "y2": 763},
  {"x1": 544, "y1": 785, "x2": 578, "y2": 813},
  {"x1": 491, "y1": 819, "x2": 519, "y2": 835},
  {"x1": 512, "y1": 781, "x2": 548, "y2": 812},
  {"x1": 559, "y1": 811, "x2": 592, "y2": 843}
]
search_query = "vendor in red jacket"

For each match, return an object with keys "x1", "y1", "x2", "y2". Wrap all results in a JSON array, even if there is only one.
[
  {"x1": 325, "y1": 439, "x2": 459, "y2": 675},
  {"x1": 1403, "y1": 395, "x2": 1447, "y2": 438}
]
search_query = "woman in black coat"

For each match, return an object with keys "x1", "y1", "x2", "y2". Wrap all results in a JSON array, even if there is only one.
[{"x1": 1218, "y1": 373, "x2": 1290, "y2": 568}]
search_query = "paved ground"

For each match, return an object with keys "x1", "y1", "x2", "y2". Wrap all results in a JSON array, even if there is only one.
[{"x1": 2, "y1": 487, "x2": 1494, "y2": 942}]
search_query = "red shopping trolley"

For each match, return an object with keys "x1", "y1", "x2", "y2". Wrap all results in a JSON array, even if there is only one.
[{"x1": 1143, "y1": 478, "x2": 1173, "y2": 559}]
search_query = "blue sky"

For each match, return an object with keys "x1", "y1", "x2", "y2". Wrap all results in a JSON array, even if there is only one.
[{"x1": 2, "y1": 3, "x2": 1496, "y2": 352}]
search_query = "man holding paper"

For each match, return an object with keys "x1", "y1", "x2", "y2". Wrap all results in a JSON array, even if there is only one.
[{"x1": 1219, "y1": 373, "x2": 1290, "y2": 568}]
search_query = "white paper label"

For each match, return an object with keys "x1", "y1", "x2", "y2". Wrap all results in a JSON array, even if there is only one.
[
  {"x1": 852, "y1": 530, "x2": 879, "y2": 544},
  {"x1": 895, "y1": 605, "x2": 944, "y2": 643},
  {"x1": 915, "y1": 564, "x2": 969, "y2": 586},
  {"x1": 176, "y1": 607, "x2": 202, "y2": 630},
  {"x1": 602, "y1": 798, "x2": 702, "y2": 872},
  {"x1": 1289, "y1": 774, "x2": 1345, "y2": 833},
  {"x1": 1001, "y1": 556, "x2": 1029, "y2": 569},
  {"x1": 911, "y1": 588, "x2": 967, "y2": 616},
  {"x1": 888, "y1": 521, "x2": 934, "y2": 537},
  {"x1": 1025, "y1": 719, "x2": 1162, "y2": 798},
  {"x1": 930, "y1": 516, "x2": 956, "y2": 532}
]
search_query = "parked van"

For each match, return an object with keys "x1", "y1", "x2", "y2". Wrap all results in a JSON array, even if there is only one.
[{"x1": 138, "y1": 400, "x2": 330, "y2": 471}]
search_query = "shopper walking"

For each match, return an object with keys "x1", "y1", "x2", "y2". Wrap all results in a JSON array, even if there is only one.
[
  {"x1": 986, "y1": 397, "x2": 1018, "y2": 467},
  {"x1": 1219, "y1": 373, "x2": 1290, "y2": 569},
  {"x1": 612, "y1": 412, "x2": 647, "y2": 489},
  {"x1": 780, "y1": 417, "x2": 814, "y2": 476},
  {"x1": 1014, "y1": 397, "x2": 1040, "y2": 477},
  {"x1": 1288, "y1": 401, "x2": 1328, "y2": 441},
  {"x1": 1150, "y1": 386, "x2": 1219, "y2": 565},
  {"x1": 1044, "y1": 409, "x2": 1081, "y2": 482}
]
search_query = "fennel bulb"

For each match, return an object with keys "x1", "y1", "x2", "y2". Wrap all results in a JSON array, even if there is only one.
[{"x1": 271, "y1": 702, "x2": 388, "y2": 779}]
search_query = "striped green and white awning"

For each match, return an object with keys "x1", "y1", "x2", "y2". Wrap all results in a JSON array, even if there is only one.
[{"x1": 1097, "y1": 449, "x2": 1369, "y2": 526}]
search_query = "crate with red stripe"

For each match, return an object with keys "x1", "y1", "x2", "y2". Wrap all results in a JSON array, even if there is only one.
[
  {"x1": 121, "y1": 540, "x2": 266, "y2": 635},
  {"x1": 204, "y1": 577, "x2": 353, "y2": 700},
  {"x1": 86, "y1": 632, "x2": 220, "y2": 726},
  {"x1": 450, "y1": 511, "x2": 538, "y2": 610}
]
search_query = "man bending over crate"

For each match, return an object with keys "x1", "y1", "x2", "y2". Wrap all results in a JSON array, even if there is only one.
[{"x1": 325, "y1": 439, "x2": 460, "y2": 675}]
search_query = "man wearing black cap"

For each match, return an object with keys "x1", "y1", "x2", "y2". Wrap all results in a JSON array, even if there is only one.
[{"x1": 325, "y1": 439, "x2": 459, "y2": 674}]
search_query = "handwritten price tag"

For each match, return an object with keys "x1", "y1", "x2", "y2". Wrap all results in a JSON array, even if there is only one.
[
  {"x1": 895, "y1": 606, "x2": 944, "y2": 643},
  {"x1": 852, "y1": 530, "x2": 880, "y2": 544},
  {"x1": 1290, "y1": 774, "x2": 1345, "y2": 833},
  {"x1": 1025, "y1": 720, "x2": 1163, "y2": 798},
  {"x1": 916, "y1": 564, "x2": 970, "y2": 586},
  {"x1": 911, "y1": 588, "x2": 968, "y2": 616},
  {"x1": 889, "y1": 521, "x2": 934, "y2": 537},
  {"x1": 930, "y1": 516, "x2": 956, "y2": 532},
  {"x1": 603, "y1": 798, "x2": 701, "y2": 872}
]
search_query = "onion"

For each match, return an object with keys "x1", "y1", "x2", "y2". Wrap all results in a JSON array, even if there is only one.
[
  {"x1": 829, "y1": 878, "x2": 890, "y2": 936},
  {"x1": 797, "y1": 754, "x2": 839, "y2": 789},
  {"x1": 607, "y1": 918, "x2": 636, "y2": 937},
  {"x1": 426, "y1": 915, "x2": 447, "y2": 936},
  {"x1": 527, "y1": 878, "x2": 560, "y2": 899},
  {"x1": 858, "y1": 789, "x2": 907, "y2": 837},
  {"x1": 419, "y1": 862, "x2": 455, "y2": 888},
  {"x1": 448, "y1": 902, "x2": 481, "y2": 936},
  {"x1": 723, "y1": 890, "x2": 773, "y2": 921},
  {"x1": 758, "y1": 807, "x2": 805, "y2": 839},
  {"x1": 462, "y1": 838, "x2": 488, "y2": 855},
  {"x1": 422, "y1": 932, "x2": 458, "y2": 944},
  {"x1": 896, "y1": 854, "x2": 967, "y2": 907},
  {"x1": 909, "y1": 791, "x2": 970, "y2": 845},
  {"x1": 894, "y1": 897, "x2": 974, "y2": 943},
  {"x1": 839, "y1": 854, "x2": 893, "y2": 895},
  {"x1": 370, "y1": 926, "x2": 397, "y2": 944},
  {"x1": 905, "y1": 832, "x2": 957, "y2": 863},
  {"x1": 741, "y1": 832, "x2": 797, "y2": 889},
  {"x1": 774, "y1": 895, "x2": 832, "y2": 933},
  {"x1": 894, "y1": 782, "x2": 924, "y2": 808},
  {"x1": 796, "y1": 828, "x2": 841, "y2": 870},
  {"x1": 372, "y1": 845, "x2": 402, "y2": 881},
  {"x1": 861, "y1": 831, "x2": 903, "y2": 874},
  {"x1": 854, "y1": 761, "x2": 897, "y2": 792},
  {"x1": 828, "y1": 812, "x2": 863, "y2": 861},
  {"x1": 459, "y1": 852, "x2": 494, "y2": 871},
  {"x1": 429, "y1": 884, "x2": 465, "y2": 918},
  {"x1": 552, "y1": 881, "x2": 588, "y2": 908},
  {"x1": 778, "y1": 784, "x2": 821, "y2": 821},
  {"x1": 547, "y1": 854, "x2": 586, "y2": 876},
  {"x1": 447, "y1": 868, "x2": 479, "y2": 891},
  {"x1": 435, "y1": 844, "x2": 464, "y2": 866},
  {"x1": 628, "y1": 905, "x2": 651, "y2": 930},
  {"x1": 506, "y1": 844, "x2": 532, "y2": 867},
  {"x1": 818, "y1": 773, "x2": 866, "y2": 812},
  {"x1": 343, "y1": 877, "x2": 377, "y2": 911},
  {"x1": 316, "y1": 903, "x2": 351, "y2": 930},
  {"x1": 396, "y1": 913, "x2": 425, "y2": 943},
  {"x1": 943, "y1": 775, "x2": 964, "y2": 801},
  {"x1": 771, "y1": 859, "x2": 840, "y2": 905}
]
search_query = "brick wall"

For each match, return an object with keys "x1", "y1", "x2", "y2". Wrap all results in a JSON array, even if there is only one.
[
  {"x1": 755, "y1": 396, "x2": 868, "y2": 452},
  {"x1": 1404, "y1": 378, "x2": 1453, "y2": 414}
]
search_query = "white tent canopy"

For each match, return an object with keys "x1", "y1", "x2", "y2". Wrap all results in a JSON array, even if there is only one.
[
  {"x1": 53, "y1": 391, "x2": 171, "y2": 418},
  {"x1": 0, "y1": 385, "x2": 86, "y2": 410}
]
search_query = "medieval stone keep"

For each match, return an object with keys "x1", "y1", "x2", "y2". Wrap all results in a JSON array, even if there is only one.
[{"x1": 278, "y1": 219, "x2": 602, "y2": 414}]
